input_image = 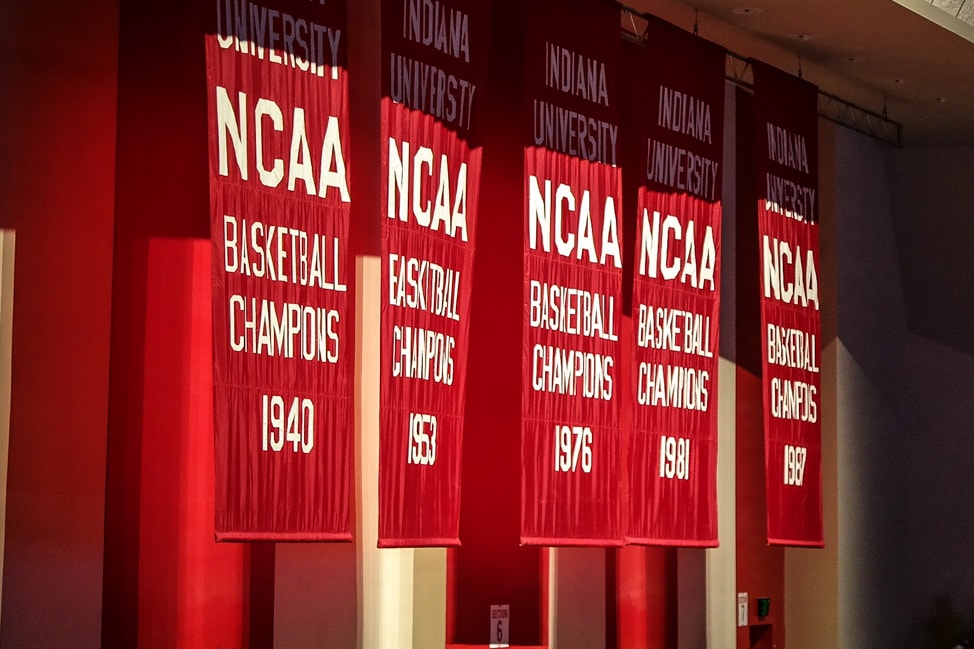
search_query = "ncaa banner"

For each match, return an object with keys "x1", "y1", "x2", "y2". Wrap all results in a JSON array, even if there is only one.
[
  {"x1": 752, "y1": 61, "x2": 823, "y2": 547},
  {"x1": 624, "y1": 19, "x2": 724, "y2": 546},
  {"x1": 522, "y1": 0, "x2": 623, "y2": 545},
  {"x1": 207, "y1": 0, "x2": 352, "y2": 540},
  {"x1": 378, "y1": 0, "x2": 489, "y2": 547}
]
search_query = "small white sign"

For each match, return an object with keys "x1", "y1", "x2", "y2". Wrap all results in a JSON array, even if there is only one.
[
  {"x1": 489, "y1": 604, "x2": 510, "y2": 647},
  {"x1": 737, "y1": 593, "x2": 748, "y2": 627}
]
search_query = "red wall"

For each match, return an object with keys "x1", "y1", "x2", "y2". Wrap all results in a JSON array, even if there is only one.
[
  {"x1": 451, "y1": 1, "x2": 544, "y2": 644},
  {"x1": 102, "y1": 1, "x2": 271, "y2": 646},
  {"x1": 611, "y1": 546, "x2": 678, "y2": 649},
  {"x1": 734, "y1": 87, "x2": 785, "y2": 649},
  {"x1": 0, "y1": 1, "x2": 118, "y2": 646}
]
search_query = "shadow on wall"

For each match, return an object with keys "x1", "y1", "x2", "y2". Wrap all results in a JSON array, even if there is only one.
[
  {"x1": 885, "y1": 147, "x2": 974, "y2": 358},
  {"x1": 924, "y1": 593, "x2": 974, "y2": 649}
]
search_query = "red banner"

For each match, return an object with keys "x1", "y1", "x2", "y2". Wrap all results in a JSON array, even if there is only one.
[
  {"x1": 624, "y1": 20, "x2": 725, "y2": 546},
  {"x1": 378, "y1": 0, "x2": 489, "y2": 547},
  {"x1": 207, "y1": 0, "x2": 352, "y2": 540},
  {"x1": 521, "y1": 0, "x2": 623, "y2": 545},
  {"x1": 753, "y1": 61, "x2": 823, "y2": 547}
]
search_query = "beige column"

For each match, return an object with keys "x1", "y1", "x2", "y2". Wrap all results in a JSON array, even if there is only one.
[
  {"x1": 707, "y1": 357, "x2": 738, "y2": 648},
  {"x1": 0, "y1": 231, "x2": 15, "y2": 629}
]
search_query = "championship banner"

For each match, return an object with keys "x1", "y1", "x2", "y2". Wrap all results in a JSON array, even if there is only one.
[
  {"x1": 206, "y1": 0, "x2": 352, "y2": 540},
  {"x1": 522, "y1": 0, "x2": 623, "y2": 545},
  {"x1": 378, "y1": 0, "x2": 489, "y2": 546},
  {"x1": 752, "y1": 61, "x2": 823, "y2": 547},
  {"x1": 624, "y1": 19, "x2": 724, "y2": 546}
]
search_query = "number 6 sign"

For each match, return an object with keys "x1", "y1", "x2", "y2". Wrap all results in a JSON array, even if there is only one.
[{"x1": 489, "y1": 604, "x2": 509, "y2": 647}]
